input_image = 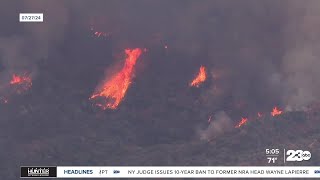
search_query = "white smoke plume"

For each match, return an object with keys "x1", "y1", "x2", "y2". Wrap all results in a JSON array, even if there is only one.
[
  {"x1": 198, "y1": 111, "x2": 234, "y2": 141},
  {"x1": 283, "y1": 1, "x2": 320, "y2": 111}
]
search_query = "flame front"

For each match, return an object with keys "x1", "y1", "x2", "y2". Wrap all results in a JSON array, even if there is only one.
[
  {"x1": 190, "y1": 66, "x2": 207, "y2": 87},
  {"x1": 10, "y1": 74, "x2": 32, "y2": 94},
  {"x1": 90, "y1": 48, "x2": 143, "y2": 110},
  {"x1": 235, "y1": 117, "x2": 248, "y2": 128},
  {"x1": 271, "y1": 106, "x2": 282, "y2": 116}
]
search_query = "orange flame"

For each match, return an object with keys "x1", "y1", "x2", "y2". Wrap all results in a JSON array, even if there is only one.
[
  {"x1": 271, "y1": 106, "x2": 282, "y2": 116},
  {"x1": 90, "y1": 48, "x2": 143, "y2": 110},
  {"x1": 235, "y1": 117, "x2": 248, "y2": 128},
  {"x1": 190, "y1": 66, "x2": 207, "y2": 87},
  {"x1": 10, "y1": 74, "x2": 32, "y2": 93}
]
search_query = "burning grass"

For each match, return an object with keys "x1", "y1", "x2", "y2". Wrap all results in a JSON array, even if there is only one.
[
  {"x1": 90, "y1": 48, "x2": 143, "y2": 110},
  {"x1": 190, "y1": 66, "x2": 207, "y2": 87}
]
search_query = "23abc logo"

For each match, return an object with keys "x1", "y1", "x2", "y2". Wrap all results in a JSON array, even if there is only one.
[{"x1": 286, "y1": 150, "x2": 311, "y2": 162}]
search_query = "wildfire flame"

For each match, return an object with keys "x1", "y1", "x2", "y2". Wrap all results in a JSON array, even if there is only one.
[
  {"x1": 90, "y1": 48, "x2": 143, "y2": 110},
  {"x1": 10, "y1": 74, "x2": 32, "y2": 94},
  {"x1": 190, "y1": 66, "x2": 207, "y2": 87},
  {"x1": 271, "y1": 106, "x2": 282, "y2": 116},
  {"x1": 235, "y1": 117, "x2": 248, "y2": 128},
  {"x1": 234, "y1": 106, "x2": 283, "y2": 129}
]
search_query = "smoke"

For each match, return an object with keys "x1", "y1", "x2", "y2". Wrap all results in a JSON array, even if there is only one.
[
  {"x1": 0, "y1": 37, "x2": 27, "y2": 75},
  {"x1": 198, "y1": 111, "x2": 233, "y2": 141},
  {"x1": 1, "y1": 0, "x2": 318, "y2": 114},
  {"x1": 282, "y1": 1, "x2": 320, "y2": 111},
  {"x1": 0, "y1": 0, "x2": 69, "y2": 81},
  {"x1": 70, "y1": 0, "x2": 289, "y2": 115}
]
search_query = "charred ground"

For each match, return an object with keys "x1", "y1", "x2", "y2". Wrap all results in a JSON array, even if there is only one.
[{"x1": 1, "y1": 29, "x2": 320, "y2": 180}]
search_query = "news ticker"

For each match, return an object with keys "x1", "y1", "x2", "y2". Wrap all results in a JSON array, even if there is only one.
[{"x1": 21, "y1": 166, "x2": 320, "y2": 178}]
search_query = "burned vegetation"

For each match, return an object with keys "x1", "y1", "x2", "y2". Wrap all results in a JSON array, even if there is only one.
[{"x1": 1, "y1": 0, "x2": 320, "y2": 179}]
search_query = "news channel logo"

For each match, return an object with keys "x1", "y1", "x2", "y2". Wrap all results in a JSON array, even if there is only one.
[
  {"x1": 285, "y1": 150, "x2": 311, "y2": 162},
  {"x1": 314, "y1": 169, "x2": 320, "y2": 174},
  {"x1": 21, "y1": 166, "x2": 57, "y2": 178}
]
